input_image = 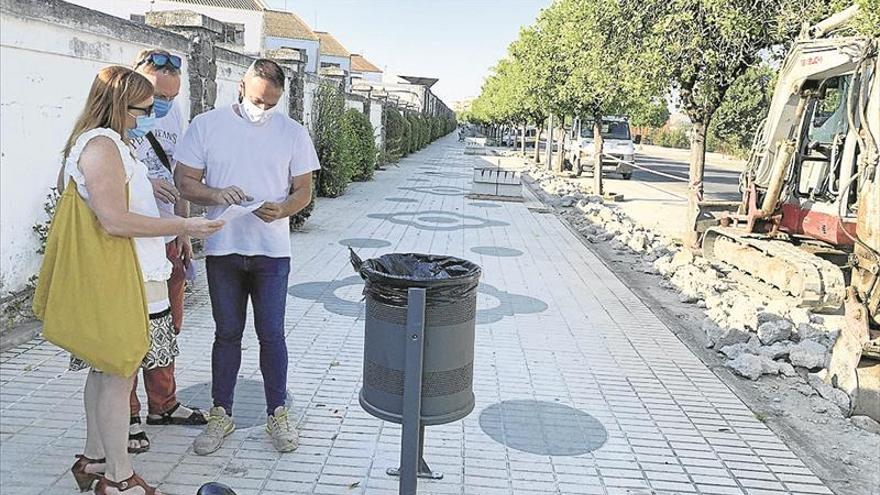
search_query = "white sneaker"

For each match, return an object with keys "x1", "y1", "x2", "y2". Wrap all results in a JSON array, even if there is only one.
[
  {"x1": 192, "y1": 406, "x2": 234, "y2": 456},
  {"x1": 267, "y1": 406, "x2": 299, "y2": 453}
]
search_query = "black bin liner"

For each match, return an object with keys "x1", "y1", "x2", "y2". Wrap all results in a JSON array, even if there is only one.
[{"x1": 350, "y1": 248, "x2": 481, "y2": 307}]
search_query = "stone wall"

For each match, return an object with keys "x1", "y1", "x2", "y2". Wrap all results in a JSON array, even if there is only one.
[
  {"x1": 0, "y1": 0, "x2": 191, "y2": 296},
  {"x1": 0, "y1": 0, "x2": 431, "y2": 298}
]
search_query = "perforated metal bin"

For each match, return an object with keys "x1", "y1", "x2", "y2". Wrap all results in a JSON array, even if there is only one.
[{"x1": 354, "y1": 253, "x2": 481, "y2": 426}]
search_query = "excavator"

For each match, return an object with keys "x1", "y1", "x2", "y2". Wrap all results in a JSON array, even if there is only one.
[{"x1": 699, "y1": 5, "x2": 879, "y2": 418}]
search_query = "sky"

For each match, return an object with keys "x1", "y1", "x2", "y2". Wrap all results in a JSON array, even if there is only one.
[{"x1": 265, "y1": 0, "x2": 551, "y2": 105}]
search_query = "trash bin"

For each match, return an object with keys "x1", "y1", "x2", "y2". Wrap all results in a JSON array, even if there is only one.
[{"x1": 351, "y1": 250, "x2": 481, "y2": 425}]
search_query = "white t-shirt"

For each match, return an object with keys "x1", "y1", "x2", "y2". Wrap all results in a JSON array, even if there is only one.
[
  {"x1": 129, "y1": 101, "x2": 185, "y2": 216},
  {"x1": 174, "y1": 105, "x2": 321, "y2": 258}
]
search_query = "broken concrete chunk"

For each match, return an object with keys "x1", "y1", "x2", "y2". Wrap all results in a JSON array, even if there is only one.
[
  {"x1": 704, "y1": 319, "x2": 751, "y2": 349},
  {"x1": 760, "y1": 341, "x2": 794, "y2": 360},
  {"x1": 790, "y1": 340, "x2": 828, "y2": 370},
  {"x1": 757, "y1": 319, "x2": 793, "y2": 345},
  {"x1": 727, "y1": 354, "x2": 779, "y2": 380},
  {"x1": 807, "y1": 372, "x2": 852, "y2": 415},
  {"x1": 850, "y1": 416, "x2": 880, "y2": 435},
  {"x1": 788, "y1": 307, "x2": 812, "y2": 327},
  {"x1": 719, "y1": 338, "x2": 760, "y2": 360},
  {"x1": 669, "y1": 250, "x2": 695, "y2": 269},
  {"x1": 627, "y1": 232, "x2": 647, "y2": 252},
  {"x1": 679, "y1": 291, "x2": 699, "y2": 304},
  {"x1": 778, "y1": 362, "x2": 797, "y2": 377}
]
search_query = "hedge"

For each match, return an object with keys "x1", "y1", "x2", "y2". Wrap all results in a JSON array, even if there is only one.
[{"x1": 343, "y1": 108, "x2": 378, "y2": 182}]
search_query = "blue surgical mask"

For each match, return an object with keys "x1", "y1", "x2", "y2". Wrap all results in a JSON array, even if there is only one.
[
  {"x1": 153, "y1": 98, "x2": 172, "y2": 118},
  {"x1": 127, "y1": 115, "x2": 156, "y2": 139}
]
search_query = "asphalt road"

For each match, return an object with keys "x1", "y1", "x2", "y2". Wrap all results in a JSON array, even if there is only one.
[{"x1": 628, "y1": 146, "x2": 745, "y2": 202}]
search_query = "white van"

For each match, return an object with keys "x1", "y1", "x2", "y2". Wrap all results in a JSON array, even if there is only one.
[{"x1": 567, "y1": 116, "x2": 636, "y2": 179}]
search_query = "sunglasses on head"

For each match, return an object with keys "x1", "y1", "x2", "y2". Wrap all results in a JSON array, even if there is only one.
[{"x1": 136, "y1": 52, "x2": 182, "y2": 71}]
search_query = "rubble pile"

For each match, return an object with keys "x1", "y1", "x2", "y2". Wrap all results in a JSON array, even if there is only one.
[{"x1": 523, "y1": 164, "x2": 869, "y2": 422}]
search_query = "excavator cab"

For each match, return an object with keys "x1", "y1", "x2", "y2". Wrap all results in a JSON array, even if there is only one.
[{"x1": 795, "y1": 76, "x2": 851, "y2": 203}]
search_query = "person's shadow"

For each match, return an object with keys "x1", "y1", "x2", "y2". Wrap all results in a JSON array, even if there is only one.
[{"x1": 197, "y1": 483, "x2": 236, "y2": 495}]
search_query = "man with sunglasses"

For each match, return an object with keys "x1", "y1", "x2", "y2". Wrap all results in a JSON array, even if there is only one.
[{"x1": 126, "y1": 49, "x2": 207, "y2": 455}]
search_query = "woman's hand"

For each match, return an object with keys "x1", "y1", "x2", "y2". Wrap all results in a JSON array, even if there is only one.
[{"x1": 183, "y1": 217, "x2": 224, "y2": 239}]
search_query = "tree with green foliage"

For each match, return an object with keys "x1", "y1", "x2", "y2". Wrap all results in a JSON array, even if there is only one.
[
  {"x1": 640, "y1": 0, "x2": 842, "y2": 243},
  {"x1": 708, "y1": 63, "x2": 776, "y2": 157},
  {"x1": 550, "y1": 0, "x2": 661, "y2": 194}
]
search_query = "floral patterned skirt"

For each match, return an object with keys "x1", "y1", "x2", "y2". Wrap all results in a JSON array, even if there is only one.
[{"x1": 69, "y1": 312, "x2": 178, "y2": 372}]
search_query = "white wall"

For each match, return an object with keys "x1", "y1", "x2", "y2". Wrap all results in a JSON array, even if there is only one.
[
  {"x1": 302, "y1": 74, "x2": 321, "y2": 131},
  {"x1": 353, "y1": 72, "x2": 382, "y2": 83},
  {"x1": 265, "y1": 37, "x2": 319, "y2": 74},
  {"x1": 215, "y1": 57, "x2": 249, "y2": 108},
  {"x1": 344, "y1": 98, "x2": 364, "y2": 113},
  {"x1": 0, "y1": 7, "x2": 190, "y2": 296},
  {"x1": 66, "y1": 0, "x2": 265, "y2": 55},
  {"x1": 369, "y1": 101, "x2": 383, "y2": 148},
  {"x1": 321, "y1": 54, "x2": 351, "y2": 74}
]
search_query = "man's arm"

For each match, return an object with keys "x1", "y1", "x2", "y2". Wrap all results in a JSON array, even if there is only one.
[
  {"x1": 253, "y1": 172, "x2": 313, "y2": 223},
  {"x1": 175, "y1": 163, "x2": 252, "y2": 206}
]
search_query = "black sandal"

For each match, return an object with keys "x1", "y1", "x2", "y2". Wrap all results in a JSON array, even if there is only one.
[
  {"x1": 128, "y1": 416, "x2": 150, "y2": 454},
  {"x1": 146, "y1": 403, "x2": 208, "y2": 426}
]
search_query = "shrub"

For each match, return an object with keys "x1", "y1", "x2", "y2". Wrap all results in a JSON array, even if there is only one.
[
  {"x1": 313, "y1": 83, "x2": 355, "y2": 198},
  {"x1": 342, "y1": 109, "x2": 378, "y2": 182},
  {"x1": 383, "y1": 107, "x2": 408, "y2": 162},
  {"x1": 653, "y1": 127, "x2": 690, "y2": 149},
  {"x1": 289, "y1": 184, "x2": 316, "y2": 231}
]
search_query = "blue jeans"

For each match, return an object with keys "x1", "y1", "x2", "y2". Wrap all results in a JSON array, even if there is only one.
[{"x1": 206, "y1": 255, "x2": 290, "y2": 415}]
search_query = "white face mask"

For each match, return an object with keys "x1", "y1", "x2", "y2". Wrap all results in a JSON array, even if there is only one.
[{"x1": 240, "y1": 97, "x2": 273, "y2": 125}]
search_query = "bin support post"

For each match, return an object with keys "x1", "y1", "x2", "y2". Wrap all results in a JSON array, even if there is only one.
[{"x1": 388, "y1": 288, "x2": 443, "y2": 495}]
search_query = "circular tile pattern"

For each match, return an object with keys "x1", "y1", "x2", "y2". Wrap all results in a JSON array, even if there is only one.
[
  {"x1": 367, "y1": 210, "x2": 508, "y2": 232},
  {"x1": 470, "y1": 246, "x2": 523, "y2": 257},
  {"x1": 417, "y1": 216, "x2": 458, "y2": 224},
  {"x1": 339, "y1": 238, "x2": 392, "y2": 249},
  {"x1": 479, "y1": 400, "x2": 607, "y2": 456}
]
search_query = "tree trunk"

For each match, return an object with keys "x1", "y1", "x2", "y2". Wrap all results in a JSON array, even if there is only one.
[
  {"x1": 533, "y1": 122, "x2": 542, "y2": 164},
  {"x1": 593, "y1": 113, "x2": 604, "y2": 196},
  {"x1": 686, "y1": 120, "x2": 708, "y2": 247},
  {"x1": 546, "y1": 114, "x2": 554, "y2": 171},
  {"x1": 556, "y1": 117, "x2": 566, "y2": 173}
]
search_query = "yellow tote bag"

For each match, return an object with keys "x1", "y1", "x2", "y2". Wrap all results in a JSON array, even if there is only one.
[{"x1": 33, "y1": 180, "x2": 149, "y2": 377}]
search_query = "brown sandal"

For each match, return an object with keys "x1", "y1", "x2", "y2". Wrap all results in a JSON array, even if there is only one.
[
  {"x1": 94, "y1": 473, "x2": 158, "y2": 494},
  {"x1": 71, "y1": 455, "x2": 106, "y2": 492}
]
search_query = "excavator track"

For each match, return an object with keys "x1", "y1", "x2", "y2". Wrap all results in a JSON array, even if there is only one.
[{"x1": 702, "y1": 227, "x2": 847, "y2": 310}]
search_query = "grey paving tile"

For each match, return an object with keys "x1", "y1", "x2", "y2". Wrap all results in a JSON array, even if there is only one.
[{"x1": 0, "y1": 137, "x2": 832, "y2": 495}]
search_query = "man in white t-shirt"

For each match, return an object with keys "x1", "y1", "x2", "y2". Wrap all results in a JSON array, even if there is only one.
[
  {"x1": 126, "y1": 49, "x2": 207, "y2": 455},
  {"x1": 175, "y1": 59, "x2": 320, "y2": 455}
]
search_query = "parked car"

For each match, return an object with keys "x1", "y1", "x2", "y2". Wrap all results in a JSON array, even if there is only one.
[
  {"x1": 514, "y1": 127, "x2": 539, "y2": 149},
  {"x1": 566, "y1": 116, "x2": 636, "y2": 179}
]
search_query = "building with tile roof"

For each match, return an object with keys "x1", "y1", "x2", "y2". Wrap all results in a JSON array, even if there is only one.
[
  {"x1": 67, "y1": 0, "x2": 267, "y2": 53},
  {"x1": 314, "y1": 31, "x2": 352, "y2": 87},
  {"x1": 263, "y1": 9, "x2": 321, "y2": 72},
  {"x1": 351, "y1": 54, "x2": 382, "y2": 82}
]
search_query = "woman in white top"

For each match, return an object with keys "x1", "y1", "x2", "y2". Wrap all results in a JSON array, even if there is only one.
[{"x1": 60, "y1": 66, "x2": 223, "y2": 495}]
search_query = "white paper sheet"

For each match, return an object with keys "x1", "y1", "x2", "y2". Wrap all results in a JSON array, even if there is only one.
[{"x1": 216, "y1": 201, "x2": 265, "y2": 223}]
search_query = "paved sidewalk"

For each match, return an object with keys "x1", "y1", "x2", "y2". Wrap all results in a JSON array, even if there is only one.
[{"x1": 0, "y1": 136, "x2": 833, "y2": 495}]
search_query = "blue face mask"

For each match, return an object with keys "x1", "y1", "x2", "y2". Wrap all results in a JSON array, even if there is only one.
[
  {"x1": 127, "y1": 115, "x2": 156, "y2": 139},
  {"x1": 153, "y1": 98, "x2": 172, "y2": 118}
]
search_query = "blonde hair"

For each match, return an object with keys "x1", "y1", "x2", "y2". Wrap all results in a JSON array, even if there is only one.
[{"x1": 62, "y1": 66, "x2": 154, "y2": 160}]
